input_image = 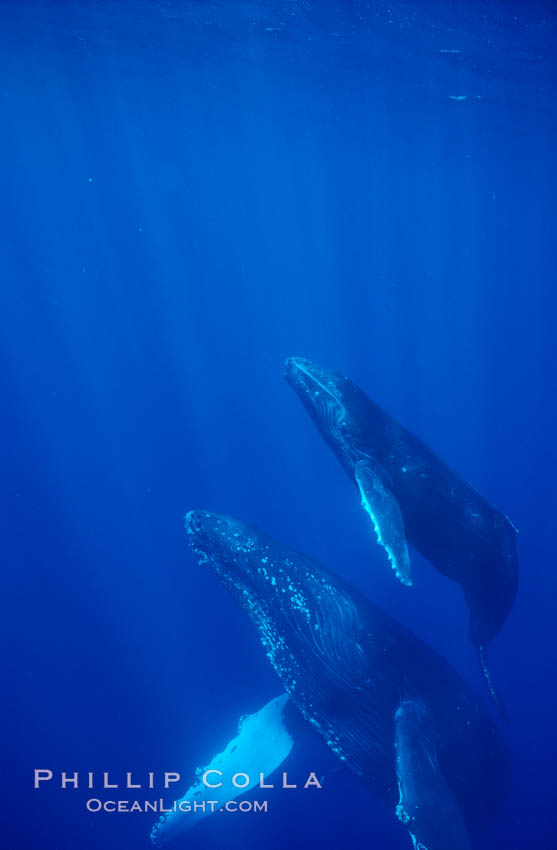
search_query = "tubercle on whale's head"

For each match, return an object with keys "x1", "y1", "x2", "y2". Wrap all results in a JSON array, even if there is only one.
[
  {"x1": 185, "y1": 510, "x2": 291, "y2": 616},
  {"x1": 186, "y1": 510, "x2": 259, "y2": 574}
]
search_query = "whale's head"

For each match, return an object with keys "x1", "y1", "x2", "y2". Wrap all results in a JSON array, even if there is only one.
[
  {"x1": 186, "y1": 510, "x2": 265, "y2": 585},
  {"x1": 186, "y1": 510, "x2": 370, "y2": 731},
  {"x1": 284, "y1": 357, "x2": 369, "y2": 466},
  {"x1": 284, "y1": 356, "x2": 349, "y2": 422}
]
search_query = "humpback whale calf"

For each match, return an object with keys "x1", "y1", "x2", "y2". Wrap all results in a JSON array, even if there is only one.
[
  {"x1": 284, "y1": 356, "x2": 518, "y2": 714},
  {"x1": 158, "y1": 510, "x2": 510, "y2": 850}
]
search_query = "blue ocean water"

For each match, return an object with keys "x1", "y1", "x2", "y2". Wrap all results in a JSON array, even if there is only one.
[{"x1": 2, "y1": 1, "x2": 556, "y2": 848}]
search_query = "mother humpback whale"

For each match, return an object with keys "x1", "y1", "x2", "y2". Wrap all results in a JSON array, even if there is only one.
[
  {"x1": 284, "y1": 357, "x2": 518, "y2": 714},
  {"x1": 166, "y1": 510, "x2": 510, "y2": 850}
]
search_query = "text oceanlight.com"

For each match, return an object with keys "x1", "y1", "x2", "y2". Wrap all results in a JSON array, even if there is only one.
[{"x1": 85, "y1": 798, "x2": 269, "y2": 813}]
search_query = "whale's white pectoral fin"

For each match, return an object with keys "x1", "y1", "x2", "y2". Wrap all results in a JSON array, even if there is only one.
[
  {"x1": 354, "y1": 459, "x2": 412, "y2": 586},
  {"x1": 151, "y1": 694, "x2": 294, "y2": 846},
  {"x1": 394, "y1": 700, "x2": 471, "y2": 850}
]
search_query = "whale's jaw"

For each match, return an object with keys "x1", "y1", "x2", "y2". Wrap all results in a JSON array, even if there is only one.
[
  {"x1": 284, "y1": 357, "x2": 367, "y2": 470},
  {"x1": 185, "y1": 510, "x2": 381, "y2": 770},
  {"x1": 284, "y1": 357, "x2": 347, "y2": 431}
]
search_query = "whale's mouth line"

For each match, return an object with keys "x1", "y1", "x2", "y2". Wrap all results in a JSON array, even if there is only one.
[
  {"x1": 287, "y1": 357, "x2": 340, "y2": 404},
  {"x1": 286, "y1": 358, "x2": 357, "y2": 469}
]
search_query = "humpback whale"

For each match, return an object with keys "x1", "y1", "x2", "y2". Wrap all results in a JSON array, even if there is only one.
[
  {"x1": 284, "y1": 356, "x2": 518, "y2": 714},
  {"x1": 166, "y1": 510, "x2": 510, "y2": 850}
]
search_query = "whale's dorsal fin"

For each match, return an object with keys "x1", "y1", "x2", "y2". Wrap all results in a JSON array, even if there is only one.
[
  {"x1": 394, "y1": 699, "x2": 471, "y2": 850},
  {"x1": 354, "y1": 458, "x2": 412, "y2": 586}
]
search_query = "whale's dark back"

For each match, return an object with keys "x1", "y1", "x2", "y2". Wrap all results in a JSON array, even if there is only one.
[
  {"x1": 337, "y1": 379, "x2": 518, "y2": 645},
  {"x1": 267, "y1": 552, "x2": 511, "y2": 832},
  {"x1": 355, "y1": 581, "x2": 510, "y2": 830}
]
